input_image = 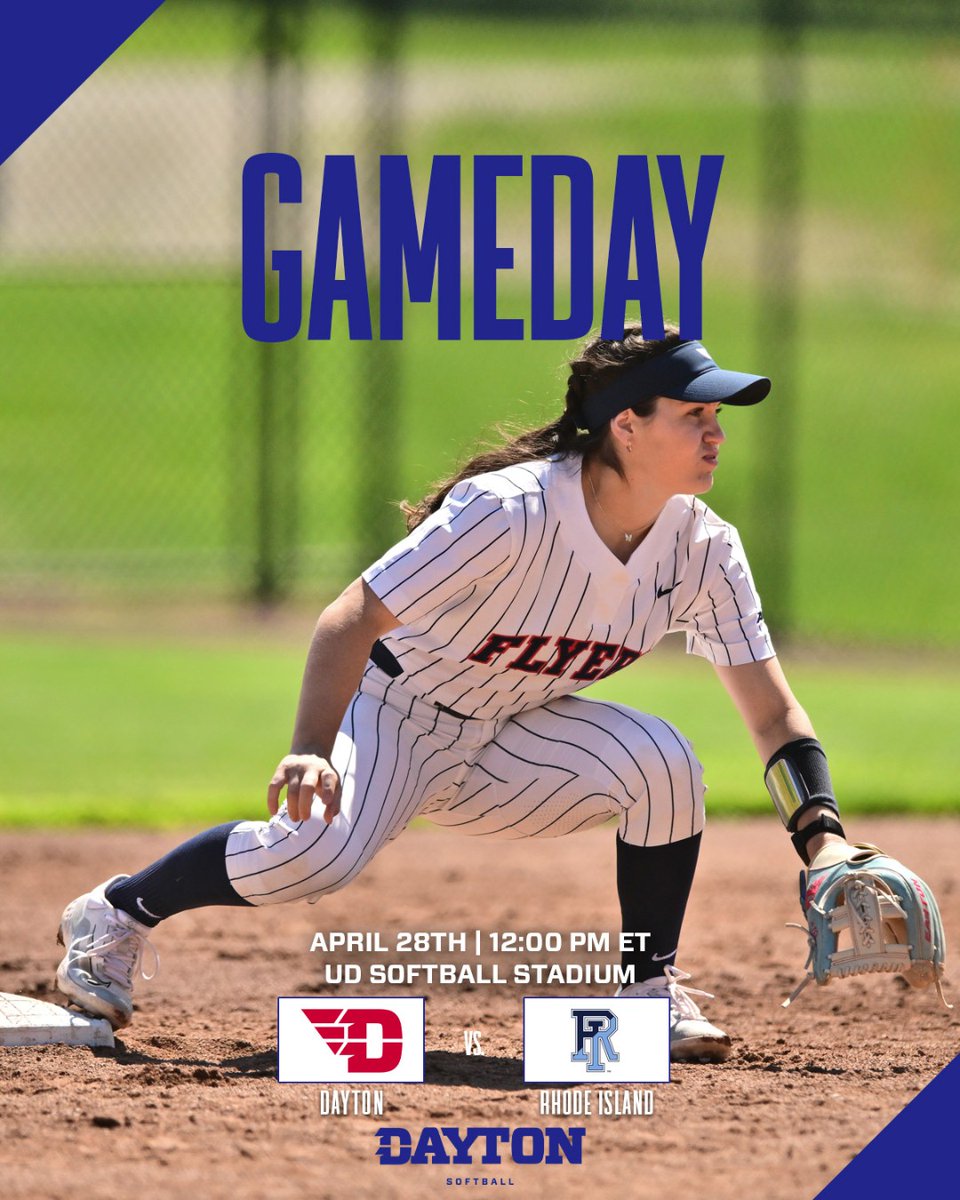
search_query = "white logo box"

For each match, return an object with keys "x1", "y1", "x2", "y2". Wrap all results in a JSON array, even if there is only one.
[
  {"x1": 277, "y1": 996, "x2": 425, "y2": 1084},
  {"x1": 523, "y1": 996, "x2": 671, "y2": 1083}
]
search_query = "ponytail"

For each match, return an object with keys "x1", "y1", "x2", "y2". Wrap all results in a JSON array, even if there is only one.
[{"x1": 401, "y1": 323, "x2": 682, "y2": 531}]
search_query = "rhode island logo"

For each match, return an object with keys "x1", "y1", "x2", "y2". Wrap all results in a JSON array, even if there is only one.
[
  {"x1": 523, "y1": 996, "x2": 671, "y2": 1083},
  {"x1": 277, "y1": 996, "x2": 425, "y2": 1083},
  {"x1": 570, "y1": 1008, "x2": 619, "y2": 1073}
]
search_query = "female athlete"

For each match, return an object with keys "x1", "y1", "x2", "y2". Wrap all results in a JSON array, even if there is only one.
[{"x1": 56, "y1": 324, "x2": 853, "y2": 1061}]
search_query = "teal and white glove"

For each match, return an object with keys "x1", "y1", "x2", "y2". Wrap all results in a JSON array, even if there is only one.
[{"x1": 782, "y1": 842, "x2": 949, "y2": 1008}]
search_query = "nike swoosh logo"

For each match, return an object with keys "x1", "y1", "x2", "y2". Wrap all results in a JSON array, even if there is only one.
[
  {"x1": 651, "y1": 949, "x2": 677, "y2": 962},
  {"x1": 136, "y1": 897, "x2": 162, "y2": 920},
  {"x1": 656, "y1": 582, "x2": 681, "y2": 598}
]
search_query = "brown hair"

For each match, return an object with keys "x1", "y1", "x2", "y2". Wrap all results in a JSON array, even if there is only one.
[{"x1": 401, "y1": 323, "x2": 683, "y2": 531}]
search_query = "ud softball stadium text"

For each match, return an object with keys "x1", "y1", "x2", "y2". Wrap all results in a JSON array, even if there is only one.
[
  {"x1": 374, "y1": 1126, "x2": 585, "y2": 1166},
  {"x1": 241, "y1": 153, "x2": 723, "y2": 342}
]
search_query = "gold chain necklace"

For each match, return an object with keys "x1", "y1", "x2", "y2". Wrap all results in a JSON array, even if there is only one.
[{"x1": 586, "y1": 466, "x2": 652, "y2": 545}]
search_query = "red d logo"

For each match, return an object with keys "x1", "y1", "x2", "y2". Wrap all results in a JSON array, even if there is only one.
[{"x1": 302, "y1": 1007, "x2": 404, "y2": 1072}]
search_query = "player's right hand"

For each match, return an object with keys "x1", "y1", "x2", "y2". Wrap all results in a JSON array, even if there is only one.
[{"x1": 267, "y1": 754, "x2": 342, "y2": 824}]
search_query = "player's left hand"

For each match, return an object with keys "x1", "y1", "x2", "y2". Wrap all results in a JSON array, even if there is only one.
[
  {"x1": 267, "y1": 753, "x2": 342, "y2": 824},
  {"x1": 782, "y1": 841, "x2": 949, "y2": 1008}
]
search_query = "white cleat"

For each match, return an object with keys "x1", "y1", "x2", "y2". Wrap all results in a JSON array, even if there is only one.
[
  {"x1": 55, "y1": 875, "x2": 158, "y2": 1029},
  {"x1": 619, "y1": 965, "x2": 732, "y2": 1062}
]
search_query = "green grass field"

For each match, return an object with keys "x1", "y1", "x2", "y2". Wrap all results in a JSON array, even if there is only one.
[
  {"x1": 0, "y1": 629, "x2": 955, "y2": 828},
  {"x1": 1, "y1": 9, "x2": 956, "y2": 846}
]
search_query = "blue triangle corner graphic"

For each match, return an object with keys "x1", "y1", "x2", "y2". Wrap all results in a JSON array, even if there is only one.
[
  {"x1": 815, "y1": 1054, "x2": 959, "y2": 1199},
  {"x1": 0, "y1": 0, "x2": 167, "y2": 167}
]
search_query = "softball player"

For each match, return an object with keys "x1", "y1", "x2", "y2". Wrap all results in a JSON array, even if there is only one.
[{"x1": 56, "y1": 325, "x2": 853, "y2": 1062}]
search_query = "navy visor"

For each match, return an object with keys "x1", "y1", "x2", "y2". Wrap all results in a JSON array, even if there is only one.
[{"x1": 581, "y1": 341, "x2": 771, "y2": 433}]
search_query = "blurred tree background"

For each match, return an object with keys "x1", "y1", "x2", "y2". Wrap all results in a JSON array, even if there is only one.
[{"x1": 1, "y1": 0, "x2": 957, "y2": 647}]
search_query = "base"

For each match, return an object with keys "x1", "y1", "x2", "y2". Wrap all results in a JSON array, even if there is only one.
[{"x1": 0, "y1": 992, "x2": 115, "y2": 1048}]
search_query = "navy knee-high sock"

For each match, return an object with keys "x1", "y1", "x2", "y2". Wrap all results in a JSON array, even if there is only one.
[
  {"x1": 106, "y1": 822, "x2": 254, "y2": 927},
  {"x1": 617, "y1": 832, "x2": 702, "y2": 984}
]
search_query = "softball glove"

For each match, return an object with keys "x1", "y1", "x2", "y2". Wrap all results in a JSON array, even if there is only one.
[{"x1": 782, "y1": 842, "x2": 950, "y2": 1008}]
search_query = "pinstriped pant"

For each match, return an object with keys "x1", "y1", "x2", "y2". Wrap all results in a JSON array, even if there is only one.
[{"x1": 225, "y1": 676, "x2": 705, "y2": 906}]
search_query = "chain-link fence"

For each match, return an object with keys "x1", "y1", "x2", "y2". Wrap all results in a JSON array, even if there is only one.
[{"x1": 1, "y1": 0, "x2": 957, "y2": 644}]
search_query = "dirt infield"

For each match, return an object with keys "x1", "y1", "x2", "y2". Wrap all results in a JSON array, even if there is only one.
[{"x1": 1, "y1": 817, "x2": 956, "y2": 1200}]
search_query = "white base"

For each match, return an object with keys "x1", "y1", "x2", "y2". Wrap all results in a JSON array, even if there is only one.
[{"x1": 0, "y1": 992, "x2": 115, "y2": 1048}]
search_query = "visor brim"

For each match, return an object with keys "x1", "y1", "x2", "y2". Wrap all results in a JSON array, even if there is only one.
[{"x1": 662, "y1": 368, "x2": 770, "y2": 407}]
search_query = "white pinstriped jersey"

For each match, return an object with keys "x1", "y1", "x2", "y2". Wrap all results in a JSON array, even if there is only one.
[
  {"x1": 362, "y1": 456, "x2": 774, "y2": 721},
  {"x1": 225, "y1": 456, "x2": 760, "y2": 903}
]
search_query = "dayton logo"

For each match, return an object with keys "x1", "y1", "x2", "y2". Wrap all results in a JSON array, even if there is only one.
[
  {"x1": 570, "y1": 1008, "x2": 619, "y2": 1073},
  {"x1": 278, "y1": 996, "x2": 424, "y2": 1083},
  {"x1": 303, "y1": 1006, "x2": 403, "y2": 1072},
  {"x1": 374, "y1": 1126, "x2": 585, "y2": 1165}
]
